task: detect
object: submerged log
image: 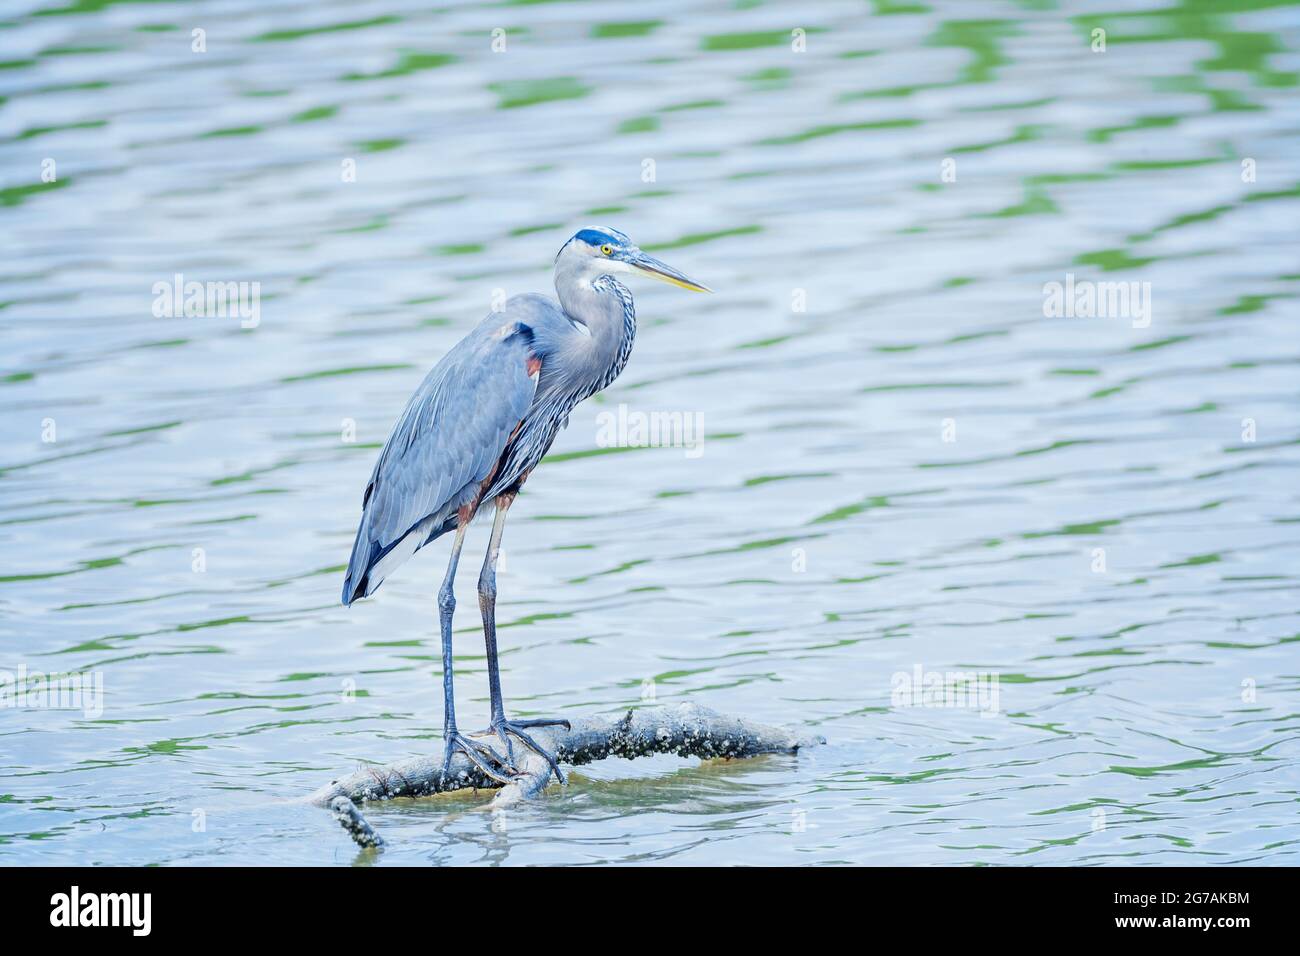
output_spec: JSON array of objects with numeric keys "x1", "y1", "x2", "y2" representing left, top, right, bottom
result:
[
  {"x1": 308, "y1": 702, "x2": 822, "y2": 845},
  {"x1": 329, "y1": 796, "x2": 384, "y2": 849}
]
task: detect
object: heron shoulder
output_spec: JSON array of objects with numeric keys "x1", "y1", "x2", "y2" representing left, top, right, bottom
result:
[
  {"x1": 483, "y1": 292, "x2": 594, "y2": 357},
  {"x1": 469, "y1": 293, "x2": 557, "y2": 339}
]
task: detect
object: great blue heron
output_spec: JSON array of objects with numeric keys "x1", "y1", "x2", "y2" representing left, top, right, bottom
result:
[{"x1": 342, "y1": 227, "x2": 709, "y2": 784}]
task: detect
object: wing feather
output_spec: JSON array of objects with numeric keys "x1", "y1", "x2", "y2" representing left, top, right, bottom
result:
[{"x1": 341, "y1": 318, "x2": 538, "y2": 604}]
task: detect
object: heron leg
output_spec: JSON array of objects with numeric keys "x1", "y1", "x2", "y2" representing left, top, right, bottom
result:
[
  {"x1": 438, "y1": 522, "x2": 516, "y2": 786},
  {"x1": 476, "y1": 493, "x2": 571, "y2": 785}
]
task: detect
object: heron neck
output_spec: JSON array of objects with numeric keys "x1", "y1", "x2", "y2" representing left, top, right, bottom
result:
[
  {"x1": 553, "y1": 260, "x2": 636, "y2": 393},
  {"x1": 555, "y1": 263, "x2": 632, "y2": 346}
]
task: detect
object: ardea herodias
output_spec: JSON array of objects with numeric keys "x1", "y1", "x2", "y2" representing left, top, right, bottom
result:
[{"x1": 342, "y1": 227, "x2": 709, "y2": 784}]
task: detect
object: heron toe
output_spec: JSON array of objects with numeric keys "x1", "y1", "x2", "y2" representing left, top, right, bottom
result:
[
  {"x1": 482, "y1": 717, "x2": 571, "y2": 785},
  {"x1": 441, "y1": 730, "x2": 516, "y2": 785}
]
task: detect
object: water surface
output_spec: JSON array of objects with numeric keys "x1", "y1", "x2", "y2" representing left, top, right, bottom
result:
[{"x1": 2, "y1": 0, "x2": 1299, "y2": 865}]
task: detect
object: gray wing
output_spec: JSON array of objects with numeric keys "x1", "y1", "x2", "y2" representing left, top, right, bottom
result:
[{"x1": 342, "y1": 314, "x2": 539, "y2": 605}]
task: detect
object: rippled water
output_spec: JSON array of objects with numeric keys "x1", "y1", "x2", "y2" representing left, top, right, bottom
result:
[{"x1": 2, "y1": 0, "x2": 1299, "y2": 866}]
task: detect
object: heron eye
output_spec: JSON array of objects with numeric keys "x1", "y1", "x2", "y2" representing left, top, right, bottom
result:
[{"x1": 600, "y1": 244, "x2": 613, "y2": 256}]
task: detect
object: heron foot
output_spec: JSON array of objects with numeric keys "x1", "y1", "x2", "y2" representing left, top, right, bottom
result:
[
  {"x1": 441, "y1": 729, "x2": 515, "y2": 786},
  {"x1": 483, "y1": 717, "x2": 571, "y2": 786}
]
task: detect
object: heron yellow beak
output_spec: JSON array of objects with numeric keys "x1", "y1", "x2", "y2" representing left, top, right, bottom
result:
[{"x1": 629, "y1": 252, "x2": 712, "y2": 293}]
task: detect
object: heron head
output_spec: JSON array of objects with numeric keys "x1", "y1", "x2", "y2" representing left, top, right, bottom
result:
[{"x1": 561, "y1": 226, "x2": 711, "y2": 293}]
